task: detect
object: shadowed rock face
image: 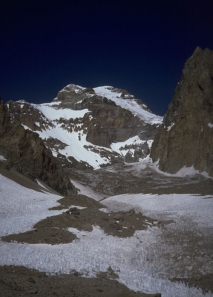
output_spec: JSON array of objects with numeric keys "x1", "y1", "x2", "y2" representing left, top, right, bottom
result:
[
  {"x1": 151, "y1": 47, "x2": 213, "y2": 176},
  {"x1": 85, "y1": 100, "x2": 143, "y2": 147},
  {"x1": 0, "y1": 99, "x2": 77, "y2": 195}
]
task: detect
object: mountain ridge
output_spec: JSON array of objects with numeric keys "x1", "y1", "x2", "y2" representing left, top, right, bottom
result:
[{"x1": 6, "y1": 85, "x2": 163, "y2": 169}]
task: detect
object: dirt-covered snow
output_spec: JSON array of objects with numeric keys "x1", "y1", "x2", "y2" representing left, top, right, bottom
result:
[{"x1": 0, "y1": 172, "x2": 213, "y2": 296}]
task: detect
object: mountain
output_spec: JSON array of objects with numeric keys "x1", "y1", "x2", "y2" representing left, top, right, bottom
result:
[
  {"x1": 0, "y1": 99, "x2": 77, "y2": 195},
  {"x1": 6, "y1": 85, "x2": 163, "y2": 169},
  {"x1": 1, "y1": 52, "x2": 213, "y2": 297},
  {"x1": 151, "y1": 47, "x2": 213, "y2": 177}
]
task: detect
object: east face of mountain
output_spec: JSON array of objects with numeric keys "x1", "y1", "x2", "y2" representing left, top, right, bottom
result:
[
  {"x1": 151, "y1": 47, "x2": 213, "y2": 177},
  {"x1": 6, "y1": 86, "x2": 162, "y2": 169}
]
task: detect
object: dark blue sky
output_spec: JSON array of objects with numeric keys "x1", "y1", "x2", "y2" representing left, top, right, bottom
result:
[{"x1": 1, "y1": 0, "x2": 213, "y2": 115}]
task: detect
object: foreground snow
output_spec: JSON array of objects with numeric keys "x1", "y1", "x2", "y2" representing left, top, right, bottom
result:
[
  {"x1": 0, "y1": 175, "x2": 63, "y2": 236},
  {"x1": 0, "y1": 174, "x2": 213, "y2": 296},
  {"x1": 103, "y1": 193, "x2": 213, "y2": 228}
]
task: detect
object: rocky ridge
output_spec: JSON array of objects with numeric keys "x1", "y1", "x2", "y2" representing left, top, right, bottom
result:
[
  {"x1": 0, "y1": 99, "x2": 76, "y2": 195},
  {"x1": 151, "y1": 47, "x2": 213, "y2": 177}
]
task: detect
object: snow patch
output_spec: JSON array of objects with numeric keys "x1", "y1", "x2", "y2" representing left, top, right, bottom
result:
[
  {"x1": 17, "y1": 100, "x2": 27, "y2": 104},
  {"x1": 111, "y1": 136, "x2": 146, "y2": 155},
  {"x1": 142, "y1": 157, "x2": 213, "y2": 179},
  {"x1": 35, "y1": 180, "x2": 51, "y2": 193},
  {"x1": 21, "y1": 124, "x2": 32, "y2": 131},
  {"x1": 34, "y1": 104, "x2": 89, "y2": 121},
  {"x1": 175, "y1": 166, "x2": 211, "y2": 178},
  {"x1": 208, "y1": 123, "x2": 213, "y2": 128},
  {"x1": 69, "y1": 205, "x2": 87, "y2": 210},
  {"x1": 71, "y1": 179, "x2": 105, "y2": 201},
  {"x1": 36, "y1": 126, "x2": 110, "y2": 169},
  {"x1": 147, "y1": 140, "x2": 153, "y2": 149},
  {"x1": 66, "y1": 84, "x2": 86, "y2": 93},
  {"x1": 166, "y1": 123, "x2": 175, "y2": 131}
]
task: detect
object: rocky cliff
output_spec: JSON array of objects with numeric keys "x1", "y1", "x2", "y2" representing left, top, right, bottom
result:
[
  {"x1": 151, "y1": 47, "x2": 213, "y2": 176},
  {"x1": 0, "y1": 99, "x2": 76, "y2": 195}
]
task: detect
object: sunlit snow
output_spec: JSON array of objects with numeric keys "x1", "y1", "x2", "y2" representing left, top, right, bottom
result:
[
  {"x1": 34, "y1": 103, "x2": 89, "y2": 121},
  {"x1": 37, "y1": 127, "x2": 110, "y2": 168},
  {"x1": 111, "y1": 135, "x2": 146, "y2": 155},
  {"x1": 166, "y1": 123, "x2": 175, "y2": 131},
  {"x1": 0, "y1": 174, "x2": 63, "y2": 236},
  {"x1": 103, "y1": 193, "x2": 213, "y2": 228},
  {"x1": 28, "y1": 98, "x2": 154, "y2": 169},
  {"x1": 0, "y1": 155, "x2": 6, "y2": 161},
  {"x1": 94, "y1": 86, "x2": 163, "y2": 125}
]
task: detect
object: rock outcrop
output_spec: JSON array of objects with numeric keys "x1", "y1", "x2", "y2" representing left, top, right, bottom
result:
[
  {"x1": 0, "y1": 99, "x2": 76, "y2": 195},
  {"x1": 151, "y1": 47, "x2": 213, "y2": 176}
]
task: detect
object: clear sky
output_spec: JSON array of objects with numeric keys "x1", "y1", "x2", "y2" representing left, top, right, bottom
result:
[{"x1": 1, "y1": 0, "x2": 213, "y2": 115}]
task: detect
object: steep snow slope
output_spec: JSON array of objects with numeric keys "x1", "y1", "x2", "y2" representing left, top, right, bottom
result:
[{"x1": 16, "y1": 100, "x2": 112, "y2": 168}]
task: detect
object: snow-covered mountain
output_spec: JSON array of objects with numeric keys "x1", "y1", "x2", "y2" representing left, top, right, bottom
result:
[{"x1": 7, "y1": 84, "x2": 163, "y2": 169}]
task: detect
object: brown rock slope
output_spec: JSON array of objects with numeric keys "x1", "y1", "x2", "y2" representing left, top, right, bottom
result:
[
  {"x1": 0, "y1": 99, "x2": 76, "y2": 195},
  {"x1": 151, "y1": 47, "x2": 213, "y2": 176}
]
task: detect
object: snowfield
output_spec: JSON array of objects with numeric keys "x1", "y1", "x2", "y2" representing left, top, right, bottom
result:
[
  {"x1": 38, "y1": 127, "x2": 110, "y2": 168},
  {"x1": 103, "y1": 193, "x2": 213, "y2": 228},
  {"x1": 0, "y1": 174, "x2": 64, "y2": 237},
  {"x1": 0, "y1": 173, "x2": 213, "y2": 296}
]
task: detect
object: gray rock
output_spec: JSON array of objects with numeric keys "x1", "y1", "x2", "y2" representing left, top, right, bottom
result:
[
  {"x1": 151, "y1": 47, "x2": 213, "y2": 176},
  {"x1": 0, "y1": 99, "x2": 77, "y2": 195}
]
